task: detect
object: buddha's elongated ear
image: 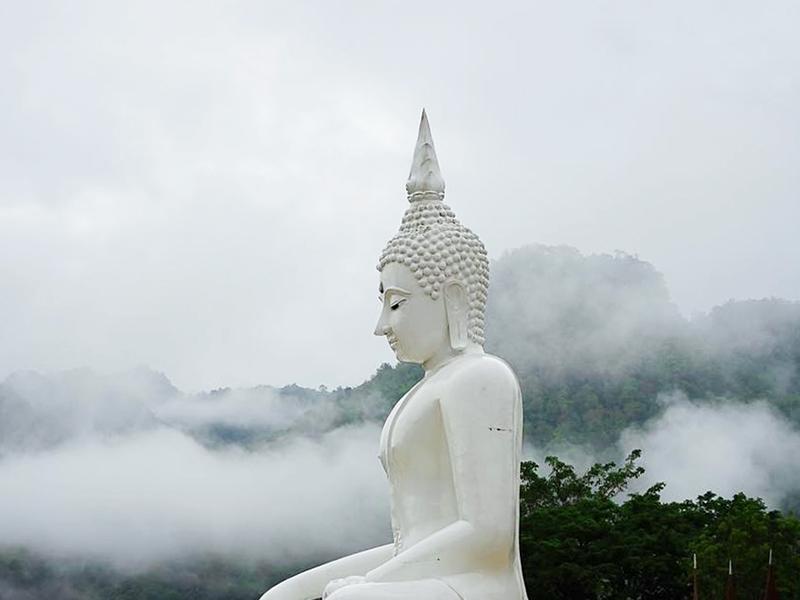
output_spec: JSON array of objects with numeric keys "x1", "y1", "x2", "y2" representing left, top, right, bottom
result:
[{"x1": 444, "y1": 280, "x2": 468, "y2": 351}]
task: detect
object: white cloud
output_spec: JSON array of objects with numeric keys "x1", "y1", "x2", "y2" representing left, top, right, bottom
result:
[
  {"x1": 620, "y1": 392, "x2": 800, "y2": 506},
  {"x1": 0, "y1": 424, "x2": 389, "y2": 570}
]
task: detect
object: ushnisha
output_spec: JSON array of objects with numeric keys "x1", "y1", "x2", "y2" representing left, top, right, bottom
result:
[
  {"x1": 261, "y1": 110, "x2": 527, "y2": 600},
  {"x1": 377, "y1": 113, "x2": 489, "y2": 346}
]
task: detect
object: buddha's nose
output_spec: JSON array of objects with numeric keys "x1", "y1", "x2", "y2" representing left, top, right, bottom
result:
[{"x1": 374, "y1": 316, "x2": 389, "y2": 337}]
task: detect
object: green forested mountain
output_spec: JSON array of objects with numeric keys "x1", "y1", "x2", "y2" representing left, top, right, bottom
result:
[
  {"x1": 334, "y1": 246, "x2": 800, "y2": 450},
  {"x1": 4, "y1": 246, "x2": 796, "y2": 455}
]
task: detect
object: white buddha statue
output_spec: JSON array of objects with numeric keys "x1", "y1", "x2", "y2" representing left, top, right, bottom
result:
[{"x1": 261, "y1": 110, "x2": 528, "y2": 600}]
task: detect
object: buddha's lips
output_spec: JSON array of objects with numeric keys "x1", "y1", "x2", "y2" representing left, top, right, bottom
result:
[{"x1": 387, "y1": 333, "x2": 399, "y2": 352}]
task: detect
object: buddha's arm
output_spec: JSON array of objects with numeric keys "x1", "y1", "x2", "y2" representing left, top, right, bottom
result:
[
  {"x1": 259, "y1": 543, "x2": 394, "y2": 600},
  {"x1": 366, "y1": 358, "x2": 522, "y2": 583}
]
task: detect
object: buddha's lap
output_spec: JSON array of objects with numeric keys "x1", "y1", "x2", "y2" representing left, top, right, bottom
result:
[{"x1": 326, "y1": 579, "x2": 460, "y2": 600}]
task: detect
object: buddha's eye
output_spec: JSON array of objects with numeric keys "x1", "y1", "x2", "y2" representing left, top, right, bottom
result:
[{"x1": 390, "y1": 299, "x2": 406, "y2": 311}]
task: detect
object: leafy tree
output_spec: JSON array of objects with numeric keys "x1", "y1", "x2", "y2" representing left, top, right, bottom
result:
[{"x1": 519, "y1": 451, "x2": 800, "y2": 600}]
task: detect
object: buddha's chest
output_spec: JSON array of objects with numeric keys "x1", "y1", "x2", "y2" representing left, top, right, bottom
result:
[{"x1": 379, "y1": 383, "x2": 451, "y2": 482}]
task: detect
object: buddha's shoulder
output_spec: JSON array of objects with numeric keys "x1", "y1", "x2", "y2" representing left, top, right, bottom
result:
[{"x1": 437, "y1": 352, "x2": 520, "y2": 395}]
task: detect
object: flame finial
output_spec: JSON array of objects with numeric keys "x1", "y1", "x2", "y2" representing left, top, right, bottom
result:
[{"x1": 406, "y1": 109, "x2": 445, "y2": 201}]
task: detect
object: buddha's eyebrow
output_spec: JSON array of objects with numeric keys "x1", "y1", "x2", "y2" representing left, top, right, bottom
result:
[{"x1": 383, "y1": 286, "x2": 411, "y2": 297}]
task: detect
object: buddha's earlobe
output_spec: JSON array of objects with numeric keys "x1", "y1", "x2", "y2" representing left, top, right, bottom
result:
[{"x1": 444, "y1": 281, "x2": 468, "y2": 351}]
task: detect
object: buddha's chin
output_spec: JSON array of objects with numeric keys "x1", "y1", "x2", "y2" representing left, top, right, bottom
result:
[
  {"x1": 390, "y1": 342, "x2": 416, "y2": 364},
  {"x1": 387, "y1": 335, "x2": 425, "y2": 364}
]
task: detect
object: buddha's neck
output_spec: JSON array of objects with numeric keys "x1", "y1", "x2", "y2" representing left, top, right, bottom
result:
[{"x1": 423, "y1": 343, "x2": 483, "y2": 375}]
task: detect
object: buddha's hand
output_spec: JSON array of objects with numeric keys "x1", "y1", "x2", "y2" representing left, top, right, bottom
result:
[{"x1": 322, "y1": 575, "x2": 367, "y2": 599}]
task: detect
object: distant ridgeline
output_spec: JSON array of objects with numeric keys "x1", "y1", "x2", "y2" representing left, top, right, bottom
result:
[
  {"x1": 2, "y1": 244, "x2": 797, "y2": 456},
  {"x1": 485, "y1": 245, "x2": 800, "y2": 448},
  {"x1": 328, "y1": 244, "x2": 800, "y2": 447}
]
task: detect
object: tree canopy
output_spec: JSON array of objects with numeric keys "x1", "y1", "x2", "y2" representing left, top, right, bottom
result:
[{"x1": 519, "y1": 451, "x2": 800, "y2": 599}]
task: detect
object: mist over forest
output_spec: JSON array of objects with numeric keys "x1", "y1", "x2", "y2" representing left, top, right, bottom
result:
[{"x1": 2, "y1": 244, "x2": 799, "y2": 598}]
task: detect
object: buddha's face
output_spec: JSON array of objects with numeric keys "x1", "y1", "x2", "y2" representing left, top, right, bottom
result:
[{"x1": 374, "y1": 262, "x2": 449, "y2": 365}]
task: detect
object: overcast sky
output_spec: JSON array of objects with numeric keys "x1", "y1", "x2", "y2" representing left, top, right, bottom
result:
[{"x1": 1, "y1": 0, "x2": 798, "y2": 391}]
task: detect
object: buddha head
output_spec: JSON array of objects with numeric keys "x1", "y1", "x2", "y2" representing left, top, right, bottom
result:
[{"x1": 374, "y1": 110, "x2": 489, "y2": 366}]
